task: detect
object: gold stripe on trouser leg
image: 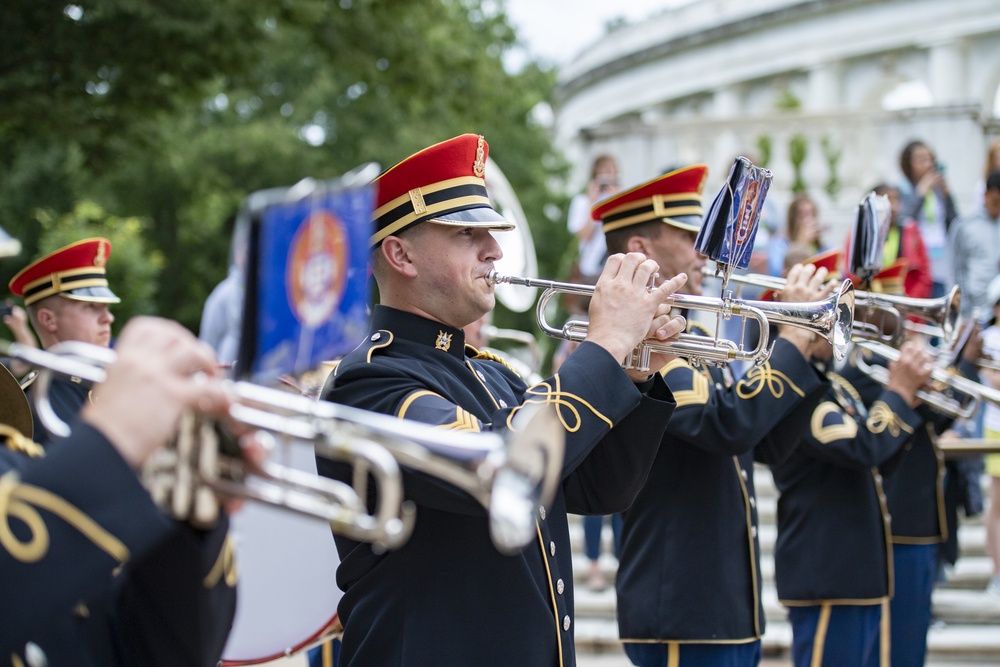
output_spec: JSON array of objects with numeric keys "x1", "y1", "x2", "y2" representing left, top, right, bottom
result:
[
  {"x1": 880, "y1": 599, "x2": 891, "y2": 667},
  {"x1": 810, "y1": 602, "x2": 832, "y2": 667},
  {"x1": 667, "y1": 642, "x2": 680, "y2": 667}
]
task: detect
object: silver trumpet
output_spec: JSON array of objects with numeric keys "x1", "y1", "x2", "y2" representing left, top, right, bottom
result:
[
  {"x1": 2, "y1": 339, "x2": 564, "y2": 554},
  {"x1": 854, "y1": 285, "x2": 961, "y2": 346},
  {"x1": 487, "y1": 270, "x2": 855, "y2": 369},
  {"x1": 712, "y1": 270, "x2": 960, "y2": 347},
  {"x1": 851, "y1": 339, "x2": 1000, "y2": 419}
]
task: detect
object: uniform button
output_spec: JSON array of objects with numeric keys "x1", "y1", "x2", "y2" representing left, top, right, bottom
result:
[
  {"x1": 549, "y1": 541, "x2": 556, "y2": 556},
  {"x1": 749, "y1": 496, "x2": 756, "y2": 508},
  {"x1": 751, "y1": 526, "x2": 758, "y2": 538},
  {"x1": 477, "y1": 370, "x2": 486, "y2": 381},
  {"x1": 499, "y1": 399, "x2": 507, "y2": 408},
  {"x1": 25, "y1": 642, "x2": 47, "y2": 667},
  {"x1": 539, "y1": 506, "x2": 546, "y2": 520},
  {"x1": 741, "y1": 469, "x2": 748, "y2": 481},
  {"x1": 557, "y1": 578, "x2": 565, "y2": 594},
  {"x1": 563, "y1": 615, "x2": 572, "y2": 631},
  {"x1": 370, "y1": 333, "x2": 381, "y2": 342}
]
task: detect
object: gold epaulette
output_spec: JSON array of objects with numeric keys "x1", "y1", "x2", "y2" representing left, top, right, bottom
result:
[
  {"x1": 0, "y1": 424, "x2": 44, "y2": 458},
  {"x1": 467, "y1": 346, "x2": 522, "y2": 378}
]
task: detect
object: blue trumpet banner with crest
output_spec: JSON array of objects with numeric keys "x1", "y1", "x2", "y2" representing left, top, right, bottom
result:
[
  {"x1": 695, "y1": 156, "x2": 771, "y2": 271},
  {"x1": 247, "y1": 180, "x2": 373, "y2": 383}
]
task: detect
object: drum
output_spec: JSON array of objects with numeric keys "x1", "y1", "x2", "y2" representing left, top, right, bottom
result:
[{"x1": 221, "y1": 440, "x2": 344, "y2": 665}]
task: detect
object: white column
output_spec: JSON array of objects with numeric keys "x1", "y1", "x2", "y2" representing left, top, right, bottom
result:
[
  {"x1": 927, "y1": 40, "x2": 966, "y2": 104},
  {"x1": 712, "y1": 86, "x2": 741, "y2": 119},
  {"x1": 806, "y1": 62, "x2": 842, "y2": 112}
]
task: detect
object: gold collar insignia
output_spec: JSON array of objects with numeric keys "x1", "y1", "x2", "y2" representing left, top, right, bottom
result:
[{"x1": 435, "y1": 331, "x2": 453, "y2": 352}]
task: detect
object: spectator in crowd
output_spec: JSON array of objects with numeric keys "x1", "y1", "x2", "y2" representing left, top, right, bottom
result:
[
  {"x1": 768, "y1": 193, "x2": 830, "y2": 278},
  {"x1": 949, "y1": 171, "x2": 1000, "y2": 319},
  {"x1": 565, "y1": 154, "x2": 620, "y2": 312},
  {"x1": 973, "y1": 138, "x2": 1000, "y2": 210},
  {"x1": 199, "y1": 221, "x2": 247, "y2": 369},
  {"x1": 898, "y1": 140, "x2": 958, "y2": 297},
  {"x1": 872, "y1": 182, "x2": 932, "y2": 298}
]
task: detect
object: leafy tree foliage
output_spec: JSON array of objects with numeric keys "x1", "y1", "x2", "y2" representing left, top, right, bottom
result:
[{"x1": 1, "y1": 0, "x2": 569, "y2": 346}]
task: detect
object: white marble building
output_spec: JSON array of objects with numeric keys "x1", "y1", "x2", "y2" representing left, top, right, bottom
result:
[{"x1": 554, "y1": 0, "x2": 1000, "y2": 243}]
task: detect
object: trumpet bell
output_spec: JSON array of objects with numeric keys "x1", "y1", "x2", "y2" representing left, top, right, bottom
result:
[{"x1": 855, "y1": 285, "x2": 961, "y2": 346}]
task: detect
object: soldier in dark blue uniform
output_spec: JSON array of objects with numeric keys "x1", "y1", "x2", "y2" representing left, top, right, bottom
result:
[
  {"x1": 318, "y1": 133, "x2": 688, "y2": 667},
  {"x1": 9, "y1": 238, "x2": 120, "y2": 446},
  {"x1": 599, "y1": 166, "x2": 831, "y2": 667},
  {"x1": 844, "y1": 355, "x2": 977, "y2": 665},
  {"x1": 770, "y1": 257, "x2": 936, "y2": 666},
  {"x1": 0, "y1": 316, "x2": 238, "y2": 666}
]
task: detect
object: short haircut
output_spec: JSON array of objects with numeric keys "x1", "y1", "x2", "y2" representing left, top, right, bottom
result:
[
  {"x1": 605, "y1": 220, "x2": 665, "y2": 255},
  {"x1": 986, "y1": 170, "x2": 1000, "y2": 193}
]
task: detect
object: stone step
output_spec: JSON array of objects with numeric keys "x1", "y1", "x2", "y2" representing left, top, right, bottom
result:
[
  {"x1": 573, "y1": 617, "x2": 1000, "y2": 664},
  {"x1": 570, "y1": 552, "x2": 998, "y2": 591},
  {"x1": 571, "y1": 583, "x2": 1000, "y2": 627},
  {"x1": 568, "y1": 517, "x2": 991, "y2": 560}
]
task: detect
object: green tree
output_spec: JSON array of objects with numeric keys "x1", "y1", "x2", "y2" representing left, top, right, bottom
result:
[{"x1": 1, "y1": 0, "x2": 565, "y2": 345}]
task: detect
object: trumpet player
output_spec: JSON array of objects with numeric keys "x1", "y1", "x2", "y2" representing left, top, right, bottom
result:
[
  {"x1": 770, "y1": 293, "x2": 935, "y2": 665},
  {"x1": 9, "y1": 238, "x2": 120, "y2": 445},
  {"x1": 1, "y1": 315, "x2": 245, "y2": 666},
  {"x1": 843, "y1": 268, "x2": 983, "y2": 667},
  {"x1": 318, "y1": 134, "x2": 688, "y2": 667},
  {"x1": 599, "y1": 167, "x2": 830, "y2": 667}
]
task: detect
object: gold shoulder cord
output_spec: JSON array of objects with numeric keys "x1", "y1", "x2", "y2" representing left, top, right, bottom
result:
[{"x1": 0, "y1": 425, "x2": 44, "y2": 458}]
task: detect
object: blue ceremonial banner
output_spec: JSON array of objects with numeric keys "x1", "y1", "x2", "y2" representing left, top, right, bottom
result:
[
  {"x1": 241, "y1": 172, "x2": 374, "y2": 383},
  {"x1": 695, "y1": 156, "x2": 772, "y2": 272}
]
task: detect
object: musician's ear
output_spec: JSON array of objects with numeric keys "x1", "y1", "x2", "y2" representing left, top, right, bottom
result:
[
  {"x1": 625, "y1": 234, "x2": 649, "y2": 255},
  {"x1": 380, "y1": 235, "x2": 418, "y2": 278}
]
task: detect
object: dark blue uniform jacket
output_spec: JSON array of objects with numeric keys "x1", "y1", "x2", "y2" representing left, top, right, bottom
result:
[
  {"x1": 0, "y1": 420, "x2": 237, "y2": 666},
  {"x1": 616, "y1": 336, "x2": 827, "y2": 644},
  {"x1": 26, "y1": 374, "x2": 90, "y2": 447},
  {"x1": 771, "y1": 368, "x2": 923, "y2": 604},
  {"x1": 838, "y1": 357, "x2": 971, "y2": 544},
  {"x1": 318, "y1": 305, "x2": 676, "y2": 667}
]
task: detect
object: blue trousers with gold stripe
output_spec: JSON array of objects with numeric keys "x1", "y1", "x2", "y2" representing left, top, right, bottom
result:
[
  {"x1": 307, "y1": 639, "x2": 340, "y2": 667},
  {"x1": 889, "y1": 543, "x2": 936, "y2": 667},
  {"x1": 787, "y1": 603, "x2": 886, "y2": 667},
  {"x1": 623, "y1": 640, "x2": 761, "y2": 667}
]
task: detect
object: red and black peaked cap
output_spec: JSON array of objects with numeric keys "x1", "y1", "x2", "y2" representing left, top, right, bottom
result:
[{"x1": 370, "y1": 134, "x2": 513, "y2": 248}]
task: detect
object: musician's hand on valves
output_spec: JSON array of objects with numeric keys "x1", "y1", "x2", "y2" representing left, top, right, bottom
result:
[
  {"x1": 585, "y1": 252, "x2": 687, "y2": 381},
  {"x1": 885, "y1": 340, "x2": 935, "y2": 408},
  {"x1": 81, "y1": 316, "x2": 230, "y2": 469},
  {"x1": 776, "y1": 263, "x2": 831, "y2": 357}
]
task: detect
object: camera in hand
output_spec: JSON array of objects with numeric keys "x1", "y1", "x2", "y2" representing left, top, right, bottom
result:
[{"x1": 596, "y1": 175, "x2": 618, "y2": 194}]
